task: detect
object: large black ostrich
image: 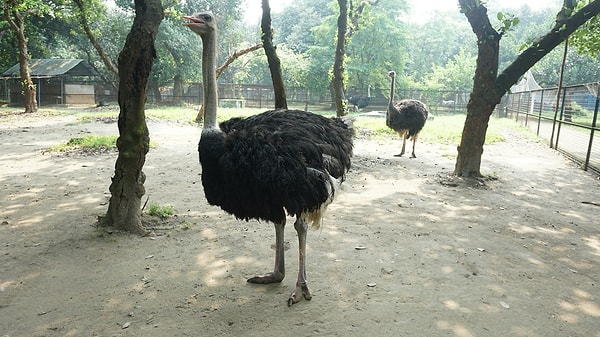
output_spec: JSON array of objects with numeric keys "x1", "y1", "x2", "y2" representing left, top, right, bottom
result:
[
  {"x1": 184, "y1": 12, "x2": 353, "y2": 306},
  {"x1": 386, "y1": 71, "x2": 428, "y2": 158},
  {"x1": 348, "y1": 85, "x2": 371, "y2": 111}
]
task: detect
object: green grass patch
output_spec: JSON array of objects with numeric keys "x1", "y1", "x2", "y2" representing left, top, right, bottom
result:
[
  {"x1": 145, "y1": 106, "x2": 198, "y2": 123},
  {"x1": 145, "y1": 203, "x2": 175, "y2": 219},
  {"x1": 353, "y1": 113, "x2": 536, "y2": 145},
  {"x1": 50, "y1": 135, "x2": 118, "y2": 153}
]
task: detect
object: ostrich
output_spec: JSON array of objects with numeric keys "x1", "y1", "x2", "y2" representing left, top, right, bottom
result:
[
  {"x1": 386, "y1": 71, "x2": 428, "y2": 158},
  {"x1": 184, "y1": 12, "x2": 353, "y2": 306},
  {"x1": 348, "y1": 85, "x2": 371, "y2": 112}
]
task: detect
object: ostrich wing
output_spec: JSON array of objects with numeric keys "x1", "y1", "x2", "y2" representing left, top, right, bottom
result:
[{"x1": 200, "y1": 109, "x2": 353, "y2": 224}]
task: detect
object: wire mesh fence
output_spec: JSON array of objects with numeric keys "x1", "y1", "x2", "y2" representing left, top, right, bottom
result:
[
  {"x1": 496, "y1": 83, "x2": 600, "y2": 176},
  {"x1": 1, "y1": 79, "x2": 471, "y2": 116}
]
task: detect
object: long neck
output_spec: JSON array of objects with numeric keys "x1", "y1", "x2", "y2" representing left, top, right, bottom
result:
[
  {"x1": 201, "y1": 32, "x2": 218, "y2": 129},
  {"x1": 388, "y1": 75, "x2": 395, "y2": 109}
]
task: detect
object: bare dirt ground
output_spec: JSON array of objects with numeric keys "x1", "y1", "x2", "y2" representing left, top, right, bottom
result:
[{"x1": 1, "y1": 111, "x2": 599, "y2": 337}]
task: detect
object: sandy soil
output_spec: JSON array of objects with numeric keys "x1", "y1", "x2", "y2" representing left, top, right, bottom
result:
[{"x1": 1, "y1": 111, "x2": 599, "y2": 337}]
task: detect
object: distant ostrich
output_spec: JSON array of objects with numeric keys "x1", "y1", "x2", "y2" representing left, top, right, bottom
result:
[
  {"x1": 348, "y1": 85, "x2": 371, "y2": 111},
  {"x1": 386, "y1": 71, "x2": 428, "y2": 158},
  {"x1": 184, "y1": 12, "x2": 354, "y2": 306}
]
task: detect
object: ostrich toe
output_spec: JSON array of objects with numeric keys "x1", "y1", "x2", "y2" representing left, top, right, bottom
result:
[
  {"x1": 288, "y1": 283, "x2": 312, "y2": 306},
  {"x1": 247, "y1": 271, "x2": 285, "y2": 284}
]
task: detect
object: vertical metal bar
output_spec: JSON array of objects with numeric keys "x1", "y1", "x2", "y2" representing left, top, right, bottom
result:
[
  {"x1": 524, "y1": 91, "x2": 530, "y2": 127},
  {"x1": 555, "y1": 87, "x2": 568, "y2": 149},
  {"x1": 37, "y1": 79, "x2": 41, "y2": 107},
  {"x1": 551, "y1": 39, "x2": 569, "y2": 148},
  {"x1": 536, "y1": 90, "x2": 544, "y2": 136},
  {"x1": 516, "y1": 92, "x2": 521, "y2": 122},
  {"x1": 584, "y1": 94, "x2": 599, "y2": 171}
]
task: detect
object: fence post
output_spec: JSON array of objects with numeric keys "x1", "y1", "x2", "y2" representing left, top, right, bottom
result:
[
  {"x1": 584, "y1": 95, "x2": 599, "y2": 171},
  {"x1": 536, "y1": 90, "x2": 544, "y2": 136},
  {"x1": 554, "y1": 87, "x2": 568, "y2": 149}
]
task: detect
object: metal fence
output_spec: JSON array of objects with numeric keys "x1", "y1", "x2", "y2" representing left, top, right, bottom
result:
[
  {"x1": 495, "y1": 83, "x2": 600, "y2": 175},
  {"x1": 1, "y1": 79, "x2": 471, "y2": 116}
]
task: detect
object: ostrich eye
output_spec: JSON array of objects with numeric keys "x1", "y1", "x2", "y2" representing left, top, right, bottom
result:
[{"x1": 201, "y1": 14, "x2": 212, "y2": 22}]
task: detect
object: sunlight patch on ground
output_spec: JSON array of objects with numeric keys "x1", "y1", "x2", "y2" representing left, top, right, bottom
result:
[
  {"x1": 442, "y1": 299, "x2": 472, "y2": 314},
  {"x1": 0, "y1": 280, "x2": 16, "y2": 292},
  {"x1": 526, "y1": 257, "x2": 546, "y2": 268},
  {"x1": 194, "y1": 251, "x2": 231, "y2": 286},
  {"x1": 11, "y1": 214, "x2": 46, "y2": 227},
  {"x1": 435, "y1": 320, "x2": 474, "y2": 337},
  {"x1": 583, "y1": 236, "x2": 600, "y2": 257},
  {"x1": 559, "y1": 210, "x2": 591, "y2": 222},
  {"x1": 507, "y1": 223, "x2": 568, "y2": 237},
  {"x1": 557, "y1": 256, "x2": 595, "y2": 274}
]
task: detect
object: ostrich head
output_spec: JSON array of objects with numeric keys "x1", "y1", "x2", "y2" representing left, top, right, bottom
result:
[
  {"x1": 183, "y1": 12, "x2": 216, "y2": 38},
  {"x1": 183, "y1": 11, "x2": 219, "y2": 129},
  {"x1": 388, "y1": 71, "x2": 396, "y2": 79}
]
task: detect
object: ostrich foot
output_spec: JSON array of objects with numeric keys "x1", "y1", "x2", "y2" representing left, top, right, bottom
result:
[
  {"x1": 393, "y1": 153, "x2": 404, "y2": 157},
  {"x1": 247, "y1": 271, "x2": 285, "y2": 284},
  {"x1": 410, "y1": 154, "x2": 417, "y2": 159},
  {"x1": 288, "y1": 283, "x2": 312, "y2": 306}
]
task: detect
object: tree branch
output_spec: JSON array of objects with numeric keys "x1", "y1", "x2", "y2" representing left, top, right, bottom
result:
[
  {"x1": 73, "y1": 0, "x2": 119, "y2": 76},
  {"x1": 494, "y1": 0, "x2": 600, "y2": 98},
  {"x1": 216, "y1": 43, "x2": 263, "y2": 78},
  {"x1": 346, "y1": 0, "x2": 378, "y2": 39}
]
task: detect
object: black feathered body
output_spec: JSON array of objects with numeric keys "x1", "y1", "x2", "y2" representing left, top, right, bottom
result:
[
  {"x1": 386, "y1": 99, "x2": 428, "y2": 139},
  {"x1": 348, "y1": 95, "x2": 370, "y2": 109},
  {"x1": 199, "y1": 109, "x2": 353, "y2": 226}
]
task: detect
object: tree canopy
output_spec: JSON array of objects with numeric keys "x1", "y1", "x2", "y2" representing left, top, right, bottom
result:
[{"x1": 0, "y1": 0, "x2": 599, "y2": 104}]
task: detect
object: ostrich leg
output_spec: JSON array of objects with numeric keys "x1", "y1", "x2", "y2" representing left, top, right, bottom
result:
[
  {"x1": 247, "y1": 220, "x2": 285, "y2": 284},
  {"x1": 410, "y1": 135, "x2": 418, "y2": 158},
  {"x1": 394, "y1": 131, "x2": 408, "y2": 157},
  {"x1": 288, "y1": 217, "x2": 312, "y2": 306}
]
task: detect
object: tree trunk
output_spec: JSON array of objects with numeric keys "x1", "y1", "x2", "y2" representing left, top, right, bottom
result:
[
  {"x1": 332, "y1": 0, "x2": 349, "y2": 117},
  {"x1": 455, "y1": 0, "x2": 600, "y2": 178},
  {"x1": 4, "y1": 7, "x2": 37, "y2": 113},
  {"x1": 16, "y1": 29, "x2": 37, "y2": 113},
  {"x1": 454, "y1": 2, "x2": 500, "y2": 178},
  {"x1": 100, "y1": 0, "x2": 163, "y2": 235},
  {"x1": 173, "y1": 74, "x2": 183, "y2": 105},
  {"x1": 261, "y1": 0, "x2": 287, "y2": 110},
  {"x1": 148, "y1": 81, "x2": 162, "y2": 103}
]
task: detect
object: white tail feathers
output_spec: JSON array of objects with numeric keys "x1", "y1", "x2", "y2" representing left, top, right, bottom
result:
[{"x1": 302, "y1": 171, "x2": 341, "y2": 230}]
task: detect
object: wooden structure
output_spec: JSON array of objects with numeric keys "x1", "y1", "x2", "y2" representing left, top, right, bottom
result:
[{"x1": 1, "y1": 59, "x2": 99, "y2": 106}]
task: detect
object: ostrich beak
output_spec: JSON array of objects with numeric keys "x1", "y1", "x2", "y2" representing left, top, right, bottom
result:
[{"x1": 183, "y1": 15, "x2": 207, "y2": 27}]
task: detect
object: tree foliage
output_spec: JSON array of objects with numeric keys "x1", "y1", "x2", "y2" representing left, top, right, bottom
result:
[
  {"x1": 0, "y1": 0, "x2": 599, "y2": 112},
  {"x1": 570, "y1": 2, "x2": 600, "y2": 57}
]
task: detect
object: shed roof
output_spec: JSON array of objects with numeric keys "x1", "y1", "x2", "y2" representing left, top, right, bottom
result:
[{"x1": 1, "y1": 59, "x2": 99, "y2": 78}]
